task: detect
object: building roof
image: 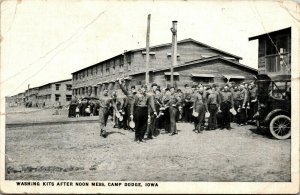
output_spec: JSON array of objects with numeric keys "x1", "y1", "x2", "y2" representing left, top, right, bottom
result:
[
  {"x1": 71, "y1": 38, "x2": 242, "y2": 74},
  {"x1": 130, "y1": 38, "x2": 242, "y2": 59},
  {"x1": 248, "y1": 27, "x2": 291, "y2": 41},
  {"x1": 129, "y1": 55, "x2": 257, "y2": 77},
  {"x1": 155, "y1": 55, "x2": 257, "y2": 73},
  {"x1": 37, "y1": 79, "x2": 72, "y2": 89}
]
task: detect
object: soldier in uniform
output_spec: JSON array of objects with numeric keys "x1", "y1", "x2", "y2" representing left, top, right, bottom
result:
[
  {"x1": 236, "y1": 83, "x2": 248, "y2": 126},
  {"x1": 219, "y1": 85, "x2": 234, "y2": 130},
  {"x1": 192, "y1": 86, "x2": 207, "y2": 133},
  {"x1": 145, "y1": 83, "x2": 158, "y2": 139},
  {"x1": 248, "y1": 82, "x2": 257, "y2": 122},
  {"x1": 232, "y1": 85, "x2": 240, "y2": 123},
  {"x1": 162, "y1": 87, "x2": 171, "y2": 133},
  {"x1": 68, "y1": 95, "x2": 78, "y2": 117},
  {"x1": 182, "y1": 84, "x2": 193, "y2": 122},
  {"x1": 154, "y1": 88, "x2": 164, "y2": 132},
  {"x1": 98, "y1": 89, "x2": 117, "y2": 138},
  {"x1": 206, "y1": 85, "x2": 220, "y2": 130},
  {"x1": 164, "y1": 86, "x2": 181, "y2": 136},
  {"x1": 131, "y1": 85, "x2": 157, "y2": 143},
  {"x1": 118, "y1": 79, "x2": 136, "y2": 131}
]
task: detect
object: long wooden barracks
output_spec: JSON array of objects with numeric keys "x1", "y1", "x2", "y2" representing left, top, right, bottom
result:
[
  {"x1": 7, "y1": 79, "x2": 72, "y2": 107},
  {"x1": 71, "y1": 38, "x2": 257, "y2": 97}
]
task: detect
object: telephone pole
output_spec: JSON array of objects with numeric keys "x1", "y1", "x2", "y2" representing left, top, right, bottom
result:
[
  {"x1": 145, "y1": 14, "x2": 151, "y2": 85},
  {"x1": 170, "y1": 21, "x2": 177, "y2": 87}
]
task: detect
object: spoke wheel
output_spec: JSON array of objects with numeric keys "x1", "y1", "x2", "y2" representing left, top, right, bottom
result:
[{"x1": 269, "y1": 115, "x2": 291, "y2": 140}]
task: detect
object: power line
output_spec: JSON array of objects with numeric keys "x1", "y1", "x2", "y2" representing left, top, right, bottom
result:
[
  {"x1": 7, "y1": 9, "x2": 108, "y2": 96},
  {"x1": 2, "y1": 8, "x2": 107, "y2": 84}
]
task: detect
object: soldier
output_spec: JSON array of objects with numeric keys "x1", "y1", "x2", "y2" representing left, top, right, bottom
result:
[
  {"x1": 98, "y1": 89, "x2": 118, "y2": 138},
  {"x1": 176, "y1": 89, "x2": 184, "y2": 121},
  {"x1": 111, "y1": 91, "x2": 122, "y2": 128},
  {"x1": 192, "y1": 86, "x2": 207, "y2": 133},
  {"x1": 248, "y1": 82, "x2": 257, "y2": 122},
  {"x1": 68, "y1": 95, "x2": 78, "y2": 118},
  {"x1": 219, "y1": 85, "x2": 234, "y2": 130},
  {"x1": 118, "y1": 79, "x2": 136, "y2": 131},
  {"x1": 162, "y1": 87, "x2": 171, "y2": 133},
  {"x1": 77, "y1": 98, "x2": 83, "y2": 117},
  {"x1": 236, "y1": 83, "x2": 248, "y2": 126},
  {"x1": 206, "y1": 85, "x2": 220, "y2": 130},
  {"x1": 190, "y1": 85, "x2": 198, "y2": 131},
  {"x1": 164, "y1": 86, "x2": 181, "y2": 136},
  {"x1": 154, "y1": 88, "x2": 164, "y2": 132},
  {"x1": 232, "y1": 85, "x2": 240, "y2": 123},
  {"x1": 182, "y1": 84, "x2": 193, "y2": 122},
  {"x1": 131, "y1": 85, "x2": 157, "y2": 143},
  {"x1": 81, "y1": 98, "x2": 88, "y2": 116},
  {"x1": 145, "y1": 83, "x2": 158, "y2": 139}
]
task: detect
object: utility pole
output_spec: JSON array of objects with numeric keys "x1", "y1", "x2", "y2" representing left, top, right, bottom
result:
[
  {"x1": 170, "y1": 21, "x2": 177, "y2": 87},
  {"x1": 145, "y1": 14, "x2": 151, "y2": 86}
]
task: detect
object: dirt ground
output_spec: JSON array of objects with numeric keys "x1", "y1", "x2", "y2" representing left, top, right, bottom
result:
[{"x1": 5, "y1": 107, "x2": 291, "y2": 181}]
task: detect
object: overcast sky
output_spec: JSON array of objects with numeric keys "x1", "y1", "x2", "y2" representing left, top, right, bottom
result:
[{"x1": 1, "y1": 0, "x2": 299, "y2": 97}]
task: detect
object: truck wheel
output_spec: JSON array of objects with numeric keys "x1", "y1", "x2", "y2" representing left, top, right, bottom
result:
[{"x1": 269, "y1": 115, "x2": 291, "y2": 140}]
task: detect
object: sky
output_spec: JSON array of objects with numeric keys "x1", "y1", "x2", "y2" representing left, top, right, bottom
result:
[{"x1": 1, "y1": 0, "x2": 299, "y2": 97}]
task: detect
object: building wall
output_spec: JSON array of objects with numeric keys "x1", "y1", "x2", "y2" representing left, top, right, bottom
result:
[
  {"x1": 136, "y1": 59, "x2": 256, "y2": 89},
  {"x1": 72, "y1": 40, "x2": 242, "y2": 97},
  {"x1": 36, "y1": 80, "x2": 72, "y2": 107}
]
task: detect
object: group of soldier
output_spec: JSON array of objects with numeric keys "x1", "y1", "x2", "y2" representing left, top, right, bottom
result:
[{"x1": 68, "y1": 78, "x2": 258, "y2": 143}]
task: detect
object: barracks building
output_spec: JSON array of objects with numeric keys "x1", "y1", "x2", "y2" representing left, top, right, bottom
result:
[
  {"x1": 7, "y1": 79, "x2": 72, "y2": 108},
  {"x1": 72, "y1": 38, "x2": 257, "y2": 97}
]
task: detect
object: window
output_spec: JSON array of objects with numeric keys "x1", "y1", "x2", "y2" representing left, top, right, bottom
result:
[
  {"x1": 100, "y1": 65, "x2": 103, "y2": 76},
  {"x1": 82, "y1": 88, "x2": 85, "y2": 95},
  {"x1": 112, "y1": 65, "x2": 116, "y2": 74},
  {"x1": 119, "y1": 64, "x2": 124, "y2": 72},
  {"x1": 87, "y1": 69, "x2": 89, "y2": 76},
  {"x1": 106, "y1": 64, "x2": 110, "y2": 75},
  {"x1": 55, "y1": 94, "x2": 60, "y2": 101},
  {"x1": 66, "y1": 95, "x2": 72, "y2": 101},
  {"x1": 66, "y1": 84, "x2": 72, "y2": 90},
  {"x1": 55, "y1": 84, "x2": 60, "y2": 90}
]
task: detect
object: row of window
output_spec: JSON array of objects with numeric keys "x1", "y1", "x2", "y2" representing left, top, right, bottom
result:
[
  {"x1": 55, "y1": 84, "x2": 72, "y2": 91},
  {"x1": 73, "y1": 52, "x2": 180, "y2": 81},
  {"x1": 55, "y1": 94, "x2": 72, "y2": 101},
  {"x1": 73, "y1": 62, "x2": 128, "y2": 81}
]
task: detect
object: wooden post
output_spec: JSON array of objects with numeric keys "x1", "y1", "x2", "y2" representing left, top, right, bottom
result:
[
  {"x1": 145, "y1": 14, "x2": 151, "y2": 86},
  {"x1": 170, "y1": 21, "x2": 177, "y2": 87}
]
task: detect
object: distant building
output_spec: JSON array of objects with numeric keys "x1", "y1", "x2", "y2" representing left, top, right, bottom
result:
[
  {"x1": 249, "y1": 27, "x2": 291, "y2": 76},
  {"x1": 71, "y1": 38, "x2": 257, "y2": 97},
  {"x1": 7, "y1": 79, "x2": 72, "y2": 108},
  {"x1": 35, "y1": 79, "x2": 72, "y2": 107}
]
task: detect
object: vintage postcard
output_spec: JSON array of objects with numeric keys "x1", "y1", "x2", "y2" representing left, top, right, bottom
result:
[{"x1": 0, "y1": 0, "x2": 299, "y2": 194}]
